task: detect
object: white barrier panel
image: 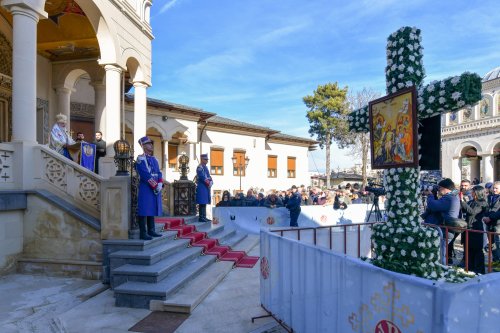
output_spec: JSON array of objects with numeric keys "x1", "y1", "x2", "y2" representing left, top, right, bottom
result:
[
  {"x1": 260, "y1": 230, "x2": 500, "y2": 333},
  {"x1": 279, "y1": 226, "x2": 373, "y2": 258},
  {"x1": 213, "y1": 204, "x2": 382, "y2": 234}
]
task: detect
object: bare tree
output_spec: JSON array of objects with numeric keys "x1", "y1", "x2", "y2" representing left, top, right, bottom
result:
[{"x1": 347, "y1": 88, "x2": 381, "y2": 188}]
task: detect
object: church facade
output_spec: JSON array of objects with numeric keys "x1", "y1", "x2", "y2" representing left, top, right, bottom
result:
[
  {"x1": 0, "y1": 0, "x2": 315, "y2": 276},
  {"x1": 441, "y1": 67, "x2": 500, "y2": 183}
]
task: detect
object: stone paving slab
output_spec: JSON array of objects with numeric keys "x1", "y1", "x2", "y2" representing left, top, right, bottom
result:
[
  {"x1": 0, "y1": 236, "x2": 281, "y2": 333},
  {"x1": 0, "y1": 274, "x2": 106, "y2": 333}
]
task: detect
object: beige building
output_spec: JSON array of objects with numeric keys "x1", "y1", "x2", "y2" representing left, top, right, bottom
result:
[{"x1": 441, "y1": 67, "x2": 500, "y2": 183}]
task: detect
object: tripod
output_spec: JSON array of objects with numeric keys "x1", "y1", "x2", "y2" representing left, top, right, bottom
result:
[{"x1": 366, "y1": 195, "x2": 383, "y2": 222}]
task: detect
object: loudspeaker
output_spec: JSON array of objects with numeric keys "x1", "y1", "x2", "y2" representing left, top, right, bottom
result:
[{"x1": 418, "y1": 115, "x2": 441, "y2": 170}]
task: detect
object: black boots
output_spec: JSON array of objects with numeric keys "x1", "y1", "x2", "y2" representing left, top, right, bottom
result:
[
  {"x1": 138, "y1": 216, "x2": 162, "y2": 240},
  {"x1": 198, "y1": 205, "x2": 212, "y2": 222},
  {"x1": 147, "y1": 217, "x2": 162, "y2": 237},
  {"x1": 138, "y1": 217, "x2": 152, "y2": 240}
]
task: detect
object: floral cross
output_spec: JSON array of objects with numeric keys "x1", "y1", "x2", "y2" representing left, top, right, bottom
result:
[{"x1": 348, "y1": 27, "x2": 482, "y2": 282}]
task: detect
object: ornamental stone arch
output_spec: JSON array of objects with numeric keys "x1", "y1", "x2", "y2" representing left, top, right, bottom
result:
[
  {"x1": 167, "y1": 125, "x2": 191, "y2": 142},
  {"x1": 52, "y1": 61, "x2": 105, "y2": 89},
  {"x1": 143, "y1": 0, "x2": 152, "y2": 23},
  {"x1": 454, "y1": 140, "x2": 483, "y2": 157},
  {"x1": 122, "y1": 50, "x2": 146, "y2": 84},
  {"x1": 485, "y1": 137, "x2": 500, "y2": 155},
  {"x1": 146, "y1": 120, "x2": 167, "y2": 139},
  {"x1": 74, "y1": 0, "x2": 121, "y2": 65}
]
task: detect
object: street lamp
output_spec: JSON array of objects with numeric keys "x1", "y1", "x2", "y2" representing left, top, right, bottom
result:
[
  {"x1": 113, "y1": 139, "x2": 131, "y2": 176},
  {"x1": 231, "y1": 155, "x2": 250, "y2": 192}
]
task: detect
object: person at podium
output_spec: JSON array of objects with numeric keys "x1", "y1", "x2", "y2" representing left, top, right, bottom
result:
[{"x1": 49, "y1": 114, "x2": 75, "y2": 160}]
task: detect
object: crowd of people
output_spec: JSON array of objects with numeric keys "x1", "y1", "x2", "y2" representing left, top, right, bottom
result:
[
  {"x1": 421, "y1": 178, "x2": 500, "y2": 274},
  {"x1": 215, "y1": 183, "x2": 376, "y2": 209}
]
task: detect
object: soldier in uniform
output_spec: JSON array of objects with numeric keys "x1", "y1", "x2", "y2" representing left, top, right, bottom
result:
[
  {"x1": 286, "y1": 185, "x2": 301, "y2": 227},
  {"x1": 196, "y1": 153, "x2": 213, "y2": 222},
  {"x1": 135, "y1": 136, "x2": 163, "y2": 240}
]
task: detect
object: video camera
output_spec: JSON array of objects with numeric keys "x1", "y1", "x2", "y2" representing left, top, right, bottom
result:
[{"x1": 365, "y1": 182, "x2": 386, "y2": 197}]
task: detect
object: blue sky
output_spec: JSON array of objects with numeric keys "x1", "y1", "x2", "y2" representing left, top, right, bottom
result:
[{"x1": 147, "y1": 0, "x2": 499, "y2": 172}]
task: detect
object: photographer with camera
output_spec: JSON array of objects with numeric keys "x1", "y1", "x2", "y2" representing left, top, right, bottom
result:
[
  {"x1": 422, "y1": 179, "x2": 460, "y2": 225},
  {"x1": 422, "y1": 178, "x2": 464, "y2": 262}
]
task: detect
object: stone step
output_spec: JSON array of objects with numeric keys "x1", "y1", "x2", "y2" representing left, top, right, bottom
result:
[
  {"x1": 114, "y1": 254, "x2": 216, "y2": 308},
  {"x1": 103, "y1": 230, "x2": 178, "y2": 253},
  {"x1": 150, "y1": 233, "x2": 258, "y2": 313},
  {"x1": 110, "y1": 228, "x2": 237, "y2": 287},
  {"x1": 109, "y1": 238, "x2": 191, "y2": 269},
  {"x1": 111, "y1": 246, "x2": 203, "y2": 287}
]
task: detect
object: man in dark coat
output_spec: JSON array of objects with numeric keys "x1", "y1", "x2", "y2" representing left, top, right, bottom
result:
[
  {"x1": 286, "y1": 185, "x2": 301, "y2": 227},
  {"x1": 483, "y1": 181, "x2": 500, "y2": 261},
  {"x1": 93, "y1": 131, "x2": 106, "y2": 174},
  {"x1": 135, "y1": 136, "x2": 163, "y2": 240},
  {"x1": 196, "y1": 153, "x2": 213, "y2": 222},
  {"x1": 424, "y1": 178, "x2": 460, "y2": 226}
]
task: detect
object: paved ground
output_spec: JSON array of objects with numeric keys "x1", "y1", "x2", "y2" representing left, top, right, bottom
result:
[{"x1": 0, "y1": 239, "x2": 283, "y2": 333}]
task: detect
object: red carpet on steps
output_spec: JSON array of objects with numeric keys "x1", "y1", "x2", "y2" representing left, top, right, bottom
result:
[{"x1": 156, "y1": 217, "x2": 259, "y2": 268}]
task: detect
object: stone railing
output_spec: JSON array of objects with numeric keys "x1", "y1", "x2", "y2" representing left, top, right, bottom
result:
[
  {"x1": 0, "y1": 144, "x2": 14, "y2": 185},
  {"x1": 442, "y1": 116, "x2": 500, "y2": 136},
  {"x1": 38, "y1": 146, "x2": 102, "y2": 218}
]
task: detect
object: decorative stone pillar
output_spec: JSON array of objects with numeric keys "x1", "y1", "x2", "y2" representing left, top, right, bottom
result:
[
  {"x1": 482, "y1": 154, "x2": 494, "y2": 182},
  {"x1": 4, "y1": 2, "x2": 47, "y2": 142},
  {"x1": 133, "y1": 82, "x2": 148, "y2": 157},
  {"x1": 91, "y1": 82, "x2": 106, "y2": 134},
  {"x1": 55, "y1": 86, "x2": 73, "y2": 129},
  {"x1": 98, "y1": 64, "x2": 123, "y2": 179}
]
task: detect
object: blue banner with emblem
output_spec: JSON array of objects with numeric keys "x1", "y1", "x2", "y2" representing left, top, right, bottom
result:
[{"x1": 80, "y1": 142, "x2": 96, "y2": 172}]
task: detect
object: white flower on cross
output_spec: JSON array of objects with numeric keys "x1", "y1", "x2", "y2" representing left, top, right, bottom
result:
[
  {"x1": 439, "y1": 97, "x2": 446, "y2": 104},
  {"x1": 427, "y1": 84, "x2": 435, "y2": 92},
  {"x1": 401, "y1": 249, "x2": 406, "y2": 256},
  {"x1": 392, "y1": 87, "x2": 397, "y2": 93},
  {"x1": 457, "y1": 101, "x2": 465, "y2": 107},
  {"x1": 405, "y1": 81, "x2": 413, "y2": 87},
  {"x1": 451, "y1": 92, "x2": 462, "y2": 100},
  {"x1": 398, "y1": 64, "x2": 405, "y2": 71},
  {"x1": 411, "y1": 250, "x2": 417, "y2": 258},
  {"x1": 451, "y1": 76, "x2": 460, "y2": 85},
  {"x1": 428, "y1": 96, "x2": 435, "y2": 103}
]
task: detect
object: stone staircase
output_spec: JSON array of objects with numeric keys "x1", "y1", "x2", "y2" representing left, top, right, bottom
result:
[{"x1": 106, "y1": 217, "x2": 257, "y2": 312}]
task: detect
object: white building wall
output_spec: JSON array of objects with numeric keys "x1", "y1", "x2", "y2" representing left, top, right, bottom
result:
[
  {"x1": 197, "y1": 129, "x2": 310, "y2": 194},
  {"x1": 441, "y1": 75, "x2": 500, "y2": 183}
]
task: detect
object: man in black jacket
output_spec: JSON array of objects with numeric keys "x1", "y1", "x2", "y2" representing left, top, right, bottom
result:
[
  {"x1": 93, "y1": 131, "x2": 106, "y2": 174},
  {"x1": 286, "y1": 185, "x2": 301, "y2": 227}
]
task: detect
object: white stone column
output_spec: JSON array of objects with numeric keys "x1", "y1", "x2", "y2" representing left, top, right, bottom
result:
[
  {"x1": 451, "y1": 157, "x2": 461, "y2": 184},
  {"x1": 483, "y1": 154, "x2": 494, "y2": 182},
  {"x1": 91, "y1": 82, "x2": 106, "y2": 134},
  {"x1": 103, "y1": 64, "x2": 122, "y2": 156},
  {"x1": 99, "y1": 64, "x2": 122, "y2": 178},
  {"x1": 133, "y1": 82, "x2": 148, "y2": 157},
  {"x1": 55, "y1": 86, "x2": 73, "y2": 129},
  {"x1": 5, "y1": 3, "x2": 47, "y2": 142}
]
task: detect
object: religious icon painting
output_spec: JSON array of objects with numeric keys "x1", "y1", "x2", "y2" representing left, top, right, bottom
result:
[{"x1": 369, "y1": 86, "x2": 419, "y2": 169}]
